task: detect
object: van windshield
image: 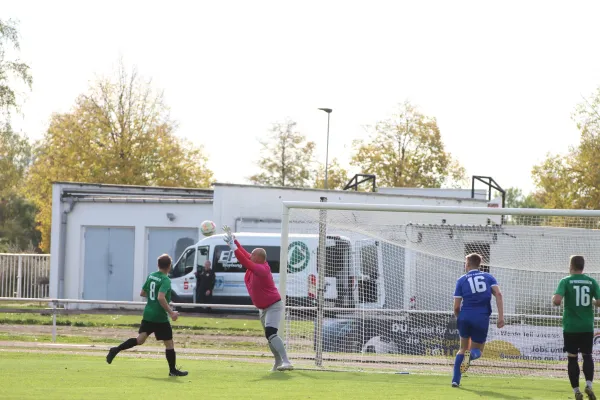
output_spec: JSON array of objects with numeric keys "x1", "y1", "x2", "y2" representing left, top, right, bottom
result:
[
  {"x1": 170, "y1": 248, "x2": 195, "y2": 278},
  {"x1": 213, "y1": 245, "x2": 280, "y2": 273}
]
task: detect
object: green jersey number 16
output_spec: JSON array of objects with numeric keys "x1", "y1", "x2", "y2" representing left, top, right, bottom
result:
[{"x1": 574, "y1": 285, "x2": 590, "y2": 307}]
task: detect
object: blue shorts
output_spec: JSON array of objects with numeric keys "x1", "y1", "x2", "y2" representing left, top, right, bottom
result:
[{"x1": 457, "y1": 316, "x2": 490, "y2": 344}]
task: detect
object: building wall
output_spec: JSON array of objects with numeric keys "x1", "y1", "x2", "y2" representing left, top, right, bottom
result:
[
  {"x1": 212, "y1": 184, "x2": 495, "y2": 234},
  {"x1": 50, "y1": 182, "x2": 497, "y2": 304},
  {"x1": 50, "y1": 187, "x2": 212, "y2": 302}
]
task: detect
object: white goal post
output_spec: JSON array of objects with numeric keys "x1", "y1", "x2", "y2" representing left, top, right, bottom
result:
[{"x1": 278, "y1": 200, "x2": 600, "y2": 376}]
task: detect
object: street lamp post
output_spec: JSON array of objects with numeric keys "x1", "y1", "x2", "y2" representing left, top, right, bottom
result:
[{"x1": 318, "y1": 108, "x2": 332, "y2": 189}]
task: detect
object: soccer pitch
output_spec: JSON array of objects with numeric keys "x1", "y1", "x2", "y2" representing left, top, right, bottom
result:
[{"x1": 0, "y1": 351, "x2": 575, "y2": 399}]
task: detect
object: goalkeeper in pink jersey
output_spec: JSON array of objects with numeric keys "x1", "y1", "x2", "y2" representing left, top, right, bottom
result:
[{"x1": 223, "y1": 226, "x2": 293, "y2": 372}]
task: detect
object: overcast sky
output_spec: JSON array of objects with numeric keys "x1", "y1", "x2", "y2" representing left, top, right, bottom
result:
[{"x1": 4, "y1": 0, "x2": 600, "y2": 194}]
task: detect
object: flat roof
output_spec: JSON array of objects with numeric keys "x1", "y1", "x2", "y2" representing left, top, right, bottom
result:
[
  {"x1": 213, "y1": 182, "x2": 489, "y2": 203},
  {"x1": 52, "y1": 181, "x2": 490, "y2": 203}
]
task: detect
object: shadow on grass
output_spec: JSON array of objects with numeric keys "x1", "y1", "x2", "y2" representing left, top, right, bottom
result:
[
  {"x1": 256, "y1": 372, "x2": 294, "y2": 382},
  {"x1": 459, "y1": 387, "x2": 532, "y2": 400},
  {"x1": 142, "y1": 376, "x2": 187, "y2": 384}
]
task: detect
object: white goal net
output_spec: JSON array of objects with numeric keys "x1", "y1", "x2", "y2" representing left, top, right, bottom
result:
[{"x1": 279, "y1": 200, "x2": 600, "y2": 377}]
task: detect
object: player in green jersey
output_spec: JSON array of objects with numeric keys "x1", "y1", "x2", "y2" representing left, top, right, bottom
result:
[
  {"x1": 106, "y1": 254, "x2": 188, "y2": 377},
  {"x1": 553, "y1": 255, "x2": 600, "y2": 400}
]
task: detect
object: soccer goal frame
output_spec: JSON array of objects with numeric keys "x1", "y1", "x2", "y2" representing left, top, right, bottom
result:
[{"x1": 278, "y1": 200, "x2": 600, "y2": 374}]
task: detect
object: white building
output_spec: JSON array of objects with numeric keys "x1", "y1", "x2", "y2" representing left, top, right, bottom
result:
[{"x1": 49, "y1": 181, "x2": 498, "y2": 303}]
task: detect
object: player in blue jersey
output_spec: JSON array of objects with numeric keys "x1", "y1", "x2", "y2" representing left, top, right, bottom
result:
[{"x1": 451, "y1": 253, "x2": 505, "y2": 387}]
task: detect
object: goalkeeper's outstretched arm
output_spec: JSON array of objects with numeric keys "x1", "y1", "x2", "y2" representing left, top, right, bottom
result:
[{"x1": 235, "y1": 239, "x2": 251, "y2": 258}]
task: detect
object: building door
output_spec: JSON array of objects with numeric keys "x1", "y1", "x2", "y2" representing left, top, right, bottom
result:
[
  {"x1": 83, "y1": 227, "x2": 135, "y2": 301},
  {"x1": 146, "y1": 228, "x2": 198, "y2": 277}
]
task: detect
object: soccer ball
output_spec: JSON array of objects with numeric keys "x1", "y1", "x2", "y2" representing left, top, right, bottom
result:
[{"x1": 200, "y1": 220, "x2": 216, "y2": 237}]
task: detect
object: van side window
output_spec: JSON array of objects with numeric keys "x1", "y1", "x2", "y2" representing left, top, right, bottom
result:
[
  {"x1": 213, "y1": 245, "x2": 280, "y2": 273},
  {"x1": 197, "y1": 246, "x2": 209, "y2": 268},
  {"x1": 170, "y1": 249, "x2": 195, "y2": 278}
]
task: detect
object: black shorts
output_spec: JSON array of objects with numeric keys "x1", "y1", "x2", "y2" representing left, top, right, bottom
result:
[
  {"x1": 563, "y1": 332, "x2": 594, "y2": 355},
  {"x1": 139, "y1": 320, "x2": 173, "y2": 341}
]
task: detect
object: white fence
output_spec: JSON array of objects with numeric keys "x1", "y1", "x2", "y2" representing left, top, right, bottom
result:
[
  {"x1": 0, "y1": 254, "x2": 50, "y2": 298},
  {"x1": 0, "y1": 297, "x2": 258, "y2": 342}
]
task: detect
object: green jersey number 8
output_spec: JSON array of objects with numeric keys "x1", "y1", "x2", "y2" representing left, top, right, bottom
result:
[
  {"x1": 574, "y1": 285, "x2": 590, "y2": 307},
  {"x1": 149, "y1": 282, "x2": 156, "y2": 301}
]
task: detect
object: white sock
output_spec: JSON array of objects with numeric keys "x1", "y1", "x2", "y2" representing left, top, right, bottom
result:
[
  {"x1": 574, "y1": 387, "x2": 581, "y2": 393},
  {"x1": 587, "y1": 381, "x2": 593, "y2": 389},
  {"x1": 268, "y1": 335, "x2": 290, "y2": 364},
  {"x1": 268, "y1": 342, "x2": 282, "y2": 366}
]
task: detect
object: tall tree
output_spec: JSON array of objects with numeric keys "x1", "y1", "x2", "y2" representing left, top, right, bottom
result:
[
  {"x1": 313, "y1": 158, "x2": 349, "y2": 190},
  {"x1": 0, "y1": 18, "x2": 32, "y2": 125},
  {"x1": 0, "y1": 126, "x2": 31, "y2": 193},
  {"x1": 249, "y1": 119, "x2": 316, "y2": 187},
  {"x1": 351, "y1": 100, "x2": 466, "y2": 188},
  {"x1": 0, "y1": 19, "x2": 39, "y2": 252},
  {"x1": 0, "y1": 193, "x2": 41, "y2": 252},
  {"x1": 532, "y1": 87, "x2": 600, "y2": 209},
  {"x1": 25, "y1": 62, "x2": 213, "y2": 252},
  {"x1": 505, "y1": 187, "x2": 541, "y2": 209}
]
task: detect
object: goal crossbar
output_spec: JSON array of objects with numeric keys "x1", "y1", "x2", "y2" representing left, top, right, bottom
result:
[{"x1": 282, "y1": 201, "x2": 600, "y2": 217}]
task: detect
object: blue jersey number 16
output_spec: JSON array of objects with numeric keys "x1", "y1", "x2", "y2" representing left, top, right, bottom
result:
[{"x1": 468, "y1": 276, "x2": 487, "y2": 294}]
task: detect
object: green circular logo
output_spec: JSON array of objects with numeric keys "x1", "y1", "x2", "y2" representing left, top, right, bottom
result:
[{"x1": 288, "y1": 241, "x2": 310, "y2": 273}]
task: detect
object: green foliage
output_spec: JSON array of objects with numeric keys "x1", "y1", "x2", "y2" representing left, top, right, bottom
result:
[
  {"x1": 24, "y1": 62, "x2": 213, "y2": 252},
  {"x1": 0, "y1": 127, "x2": 38, "y2": 253},
  {"x1": 313, "y1": 158, "x2": 349, "y2": 190},
  {"x1": 0, "y1": 126, "x2": 31, "y2": 192},
  {"x1": 0, "y1": 193, "x2": 41, "y2": 252},
  {"x1": 249, "y1": 119, "x2": 316, "y2": 187},
  {"x1": 505, "y1": 187, "x2": 541, "y2": 209},
  {"x1": 351, "y1": 100, "x2": 466, "y2": 189},
  {"x1": 0, "y1": 18, "x2": 32, "y2": 123},
  {"x1": 503, "y1": 187, "x2": 543, "y2": 225},
  {"x1": 532, "y1": 87, "x2": 600, "y2": 209}
]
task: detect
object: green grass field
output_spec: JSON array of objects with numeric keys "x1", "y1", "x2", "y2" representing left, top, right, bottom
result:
[{"x1": 0, "y1": 352, "x2": 576, "y2": 400}]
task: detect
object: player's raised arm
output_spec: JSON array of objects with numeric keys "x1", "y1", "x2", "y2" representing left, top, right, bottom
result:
[
  {"x1": 235, "y1": 246, "x2": 269, "y2": 276},
  {"x1": 223, "y1": 225, "x2": 251, "y2": 257}
]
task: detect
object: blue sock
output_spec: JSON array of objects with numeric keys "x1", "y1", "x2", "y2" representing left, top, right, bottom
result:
[
  {"x1": 470, "y1": 349, "x2": 481, "y2": 361},
  {"x1": 453, "y1": 354, "x2": 464, "y2": 384}
]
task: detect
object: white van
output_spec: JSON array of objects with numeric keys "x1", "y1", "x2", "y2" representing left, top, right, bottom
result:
[{"x1": 168, "y1": 232, "x2": 355, "y2": 309}]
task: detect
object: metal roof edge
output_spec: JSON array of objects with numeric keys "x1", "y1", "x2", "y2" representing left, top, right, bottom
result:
[{"x1": 212, "y1": 182, "x2": 491, "y2": 203}]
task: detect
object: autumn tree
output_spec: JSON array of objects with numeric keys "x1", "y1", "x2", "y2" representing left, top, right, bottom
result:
[
  {"x1": 505, "y1": 187, "x2": 541, "y2": 209},
  {"x1": 313, "y1": 158, "x2": 349, "y2": 190},
  {"x1": 351, "y1": 101, "x2": 466, "y2": 189},
  {"x1": 0, "y1": 18, "x2": 32, "y2": 124},
  {"x1": 0, "y1": 194, "x2": 41, "y2": 252},
  {"x1": 0, "y1": 18, "x2": 32, "y2": 192},
  {"x1": 0, "y1": 19, "x2": 39, "y2": 252},
  {"x1": 0, "y1": 127, "x2": 31, "y2": 193},
  {"x1": 532, "y1": 87, "x2": 600, "y2": 209},
  {"x1": 25, "y1": 62, "x2": 213, "y2": 252},
  {"x1": 249, "y1": 119, "x2": 316, "y2": 187}
]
